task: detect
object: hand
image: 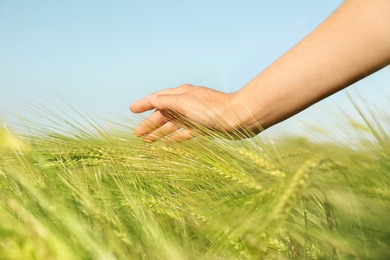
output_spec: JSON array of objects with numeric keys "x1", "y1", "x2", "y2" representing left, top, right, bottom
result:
[
  {"x1": 131, "y1": 0, "x2": 390, "y2": 144},
  {"x1": 129, "y1": 84, "x2": 259, "y2": 143}
]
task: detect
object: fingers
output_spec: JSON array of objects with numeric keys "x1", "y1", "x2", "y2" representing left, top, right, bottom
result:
[
  {"x1": 143, "y1": 121, "x2": 180, "y2": 143},
  {"x1": 134, "y1": 109, "x2": 168, "y2": 137},
  {"x1": 134, "y1": 106, "x2": 194, "y2": 143},
  {"x1": 133, "y1": 92, "x2": 187, "y2": 137},
  {"x1": 130, "y1": 84, "x2": 213, "y2": 143},
  {"x1": 164, "y1": 128, "x2": 196, "y2": 143}
]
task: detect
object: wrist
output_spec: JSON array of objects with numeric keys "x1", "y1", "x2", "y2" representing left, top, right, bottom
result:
[{"x1": 230, "y1": 89, "x2": 269, "y2": 133}]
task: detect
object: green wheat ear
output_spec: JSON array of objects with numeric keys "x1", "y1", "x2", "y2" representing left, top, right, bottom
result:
[
  {"x1": 235, "y1": 147, "x2": 286, "y2": 178},
  {"x1": 246, "y1": 156, "x2": 325, "y2": 239}
]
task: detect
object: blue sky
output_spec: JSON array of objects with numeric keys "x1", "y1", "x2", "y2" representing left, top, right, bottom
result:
[{"x1": 1, "y1": 0, "x2": 389, "y2": 140}]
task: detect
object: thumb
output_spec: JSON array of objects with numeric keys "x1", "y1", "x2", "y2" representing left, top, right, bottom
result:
[{"x1": 148, "y1": 93, "x2": 181, "y2": 113}]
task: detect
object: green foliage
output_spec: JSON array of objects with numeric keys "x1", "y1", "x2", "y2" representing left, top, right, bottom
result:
[{"x1": 0, "y1": 108, "x2": 389, "y2": 259}]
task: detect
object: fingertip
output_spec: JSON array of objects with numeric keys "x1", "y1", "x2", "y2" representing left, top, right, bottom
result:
[
  {"x1": 129, "y1": 102, "x2": 140, "y2": 113},
  {"x1": 143, "y1": 135, "x2": 156, "y2": 143},
  {"x1": 133, "y1": 124, "x2": 148, "y2": 137},
  {"x1": 130, "y1": 95, "x2": 157, "y2": 113},
  {"x1": 143, "y1": 138, "x2": 152, "y2": 143},
  {"x1": 133, "y1": 129, "x2": 143, "y2": 137}
]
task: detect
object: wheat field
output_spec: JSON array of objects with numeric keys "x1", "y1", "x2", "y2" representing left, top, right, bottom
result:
[{"x1": 0, "y1": 103, "x2": 389, "y2": 259}]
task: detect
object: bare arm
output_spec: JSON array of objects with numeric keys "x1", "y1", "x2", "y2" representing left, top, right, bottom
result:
[
  {"x1": 235, "y1": 0, "x2": 390, "y2": 130},
  {"x1": 130, "y1": 0, "x2": 390, "y2": 142}
]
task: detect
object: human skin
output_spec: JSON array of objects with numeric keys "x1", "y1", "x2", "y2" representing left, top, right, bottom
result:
[{"x1": 130, "y1": 0, "x2": 390, "y2": 143}]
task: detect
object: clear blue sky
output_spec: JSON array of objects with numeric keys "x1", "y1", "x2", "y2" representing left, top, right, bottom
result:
[{"x1": 1, "y1": 1, "x2": 389, "y2": 140}]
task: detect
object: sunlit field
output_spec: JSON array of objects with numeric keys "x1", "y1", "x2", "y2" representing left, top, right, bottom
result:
[{"x1": 1, "y1": 102, "x2": 389, "y2": 259}]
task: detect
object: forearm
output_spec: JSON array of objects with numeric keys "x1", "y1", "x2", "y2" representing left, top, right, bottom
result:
[{"x1": 235, "y1": 0, "x2": 390, "y2": 129}]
